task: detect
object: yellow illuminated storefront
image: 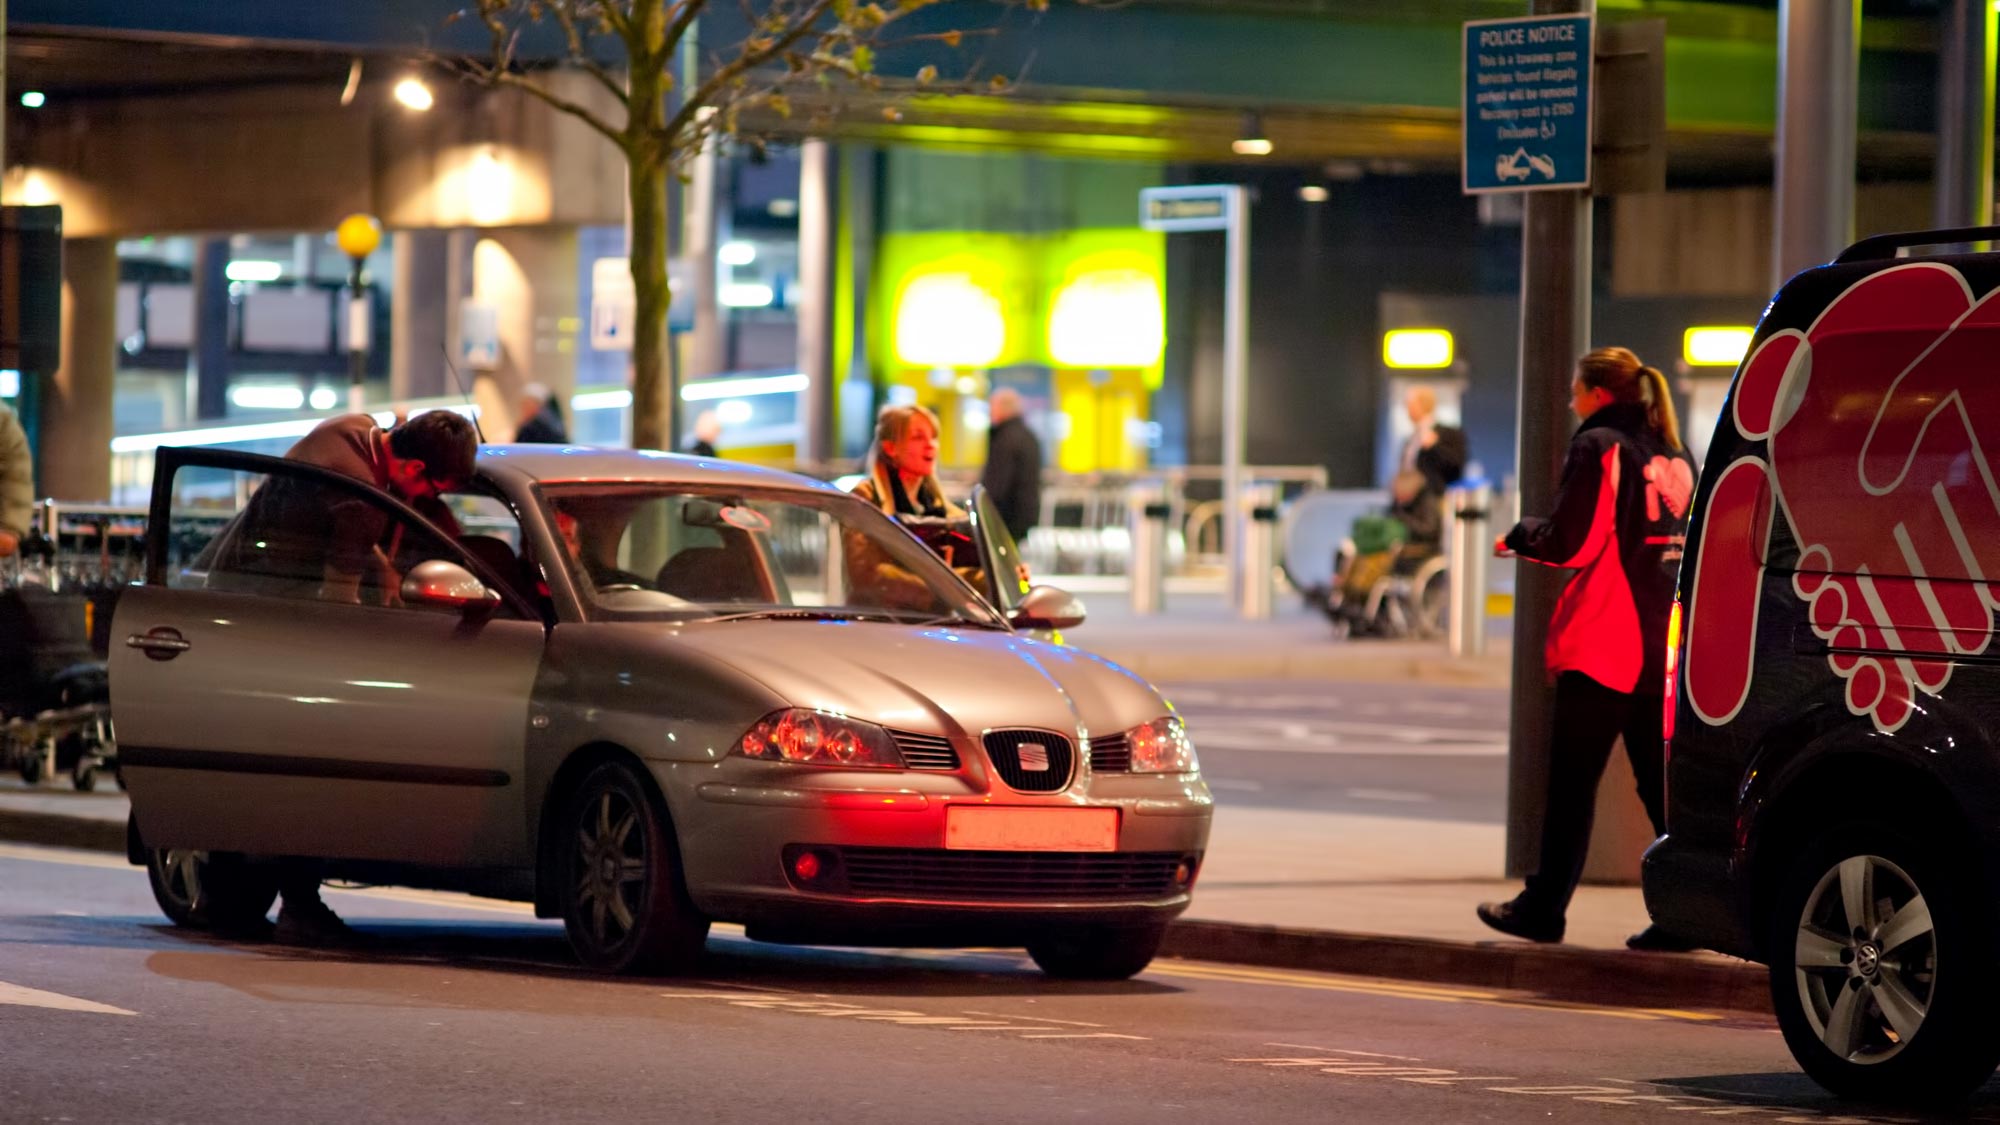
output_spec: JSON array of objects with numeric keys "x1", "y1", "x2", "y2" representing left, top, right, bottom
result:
[{"x1": 875, "y1": 228, "x2": 1165, "y2": 472}]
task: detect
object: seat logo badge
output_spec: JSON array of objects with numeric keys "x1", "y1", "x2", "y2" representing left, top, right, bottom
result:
[{"x1": 1018, "y1": 743, "x2": 1051, "y2": 772}]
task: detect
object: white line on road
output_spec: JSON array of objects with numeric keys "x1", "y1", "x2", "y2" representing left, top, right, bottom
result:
[
  {"x1": 1344, "y1": 789, "x2": 1435, "y2": 804},
  {"x1": 0, "y1": 981, "x2": 135, "y2": 1016}
]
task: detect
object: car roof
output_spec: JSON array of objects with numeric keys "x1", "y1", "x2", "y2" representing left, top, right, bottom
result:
[{"x1": 473, "y1": 444, "x2": 843, "y2": 495}]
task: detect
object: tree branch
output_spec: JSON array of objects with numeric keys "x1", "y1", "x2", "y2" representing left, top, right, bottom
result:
[
  {"x1": 462, "y1": 62, "x2": 633, "y2": 152},
  {"x1": 659, "y1": 0, "x2": 711, "y2": 78},
  {"x1": 661, "y1": 0, "x2": 837, "y2": 153},
  {"x1": 546, "y1": 2, "x2": 633, "y2": 110}
]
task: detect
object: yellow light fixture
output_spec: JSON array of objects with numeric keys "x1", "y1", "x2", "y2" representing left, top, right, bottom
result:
[
  {"x1": 393, "y1": 76, "x2": 435, "y2": 112},
  {"x1": 894, "y1": 273, "x2": 1006, "y2": 368},
  {"x1": 1048, "y1": 269, "x2": 1165, "y2": 368},
  {"x1": 334, "y1": 213, "x2": 382, "y2": 260},
  {"x1": 1683, "y1": 326, "x2": 1754, "y2": 367},
  {"x1": 1232, "y1": 111, "x2": 1273, "y2": 157},
  {"x1": 1383, "y1": 328, "x2": 1454, "y2": 369}
]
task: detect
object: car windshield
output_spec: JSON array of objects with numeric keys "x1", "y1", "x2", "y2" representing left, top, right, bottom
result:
[{"x1": 539, "y1": 484, "x2": 1006, "y2": 627}]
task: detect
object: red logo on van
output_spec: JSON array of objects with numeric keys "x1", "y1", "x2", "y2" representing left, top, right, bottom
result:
[{"x1": 1687, "y1": 264, "x2": 2000, "y2": 733}]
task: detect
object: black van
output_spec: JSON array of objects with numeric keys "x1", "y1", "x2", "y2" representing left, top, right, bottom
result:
[{"x1": 1644, "y1": 227, "x2": 2000, "y2": 1103}]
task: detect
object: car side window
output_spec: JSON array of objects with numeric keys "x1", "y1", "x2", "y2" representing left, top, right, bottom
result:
[{"x1": 164, "y1": 461, "x2": 476, "y2": 613}]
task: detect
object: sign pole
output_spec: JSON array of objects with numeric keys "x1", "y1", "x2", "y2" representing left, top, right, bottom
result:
[
  {"x1": 1139, "y1": 184, "x2": 1254, "y2": 612},
  {"x1": 1222, "y1": 185, "x2": 1250, "y2": 613}
]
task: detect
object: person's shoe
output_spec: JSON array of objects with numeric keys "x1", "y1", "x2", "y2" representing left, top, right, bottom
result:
[
  {"x1": 1476, "y1": 898, "x2": 1565, "y2": 943},
  {"x1": 273, "y1": 897, "x2": 362, "y2": 948},
  {"x1": 1624, "y1": 924, "x2": 1700, "y2": 953}
]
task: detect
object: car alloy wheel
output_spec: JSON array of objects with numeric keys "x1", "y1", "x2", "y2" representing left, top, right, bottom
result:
[
  {"x1": 143, "y1": 846, "x2": 278, "y2": 934},
  {"x1": 1770, "y1": 826, "x2": 2000, "y2": 1104},
  {"x1": 1791, "y1": 854, "x2": 1933, "y2": 1066},
  {"x1": 559, "y1": 761, "x2": 708, "y2": 975}
]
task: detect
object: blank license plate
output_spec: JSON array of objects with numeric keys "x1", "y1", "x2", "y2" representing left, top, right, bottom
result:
[{"x1": 945, "y1": 807, "x2": 1119, "y2": 852}]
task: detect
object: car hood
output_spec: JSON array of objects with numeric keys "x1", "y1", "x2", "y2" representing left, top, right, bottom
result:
[{"x1": 656, "y1": 619, "x2": 1169, "y2": 741}]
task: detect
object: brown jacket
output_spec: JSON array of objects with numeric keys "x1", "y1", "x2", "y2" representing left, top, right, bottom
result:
[{"x1": 0, "y1": 404, "x2": 31, "y2": 538}]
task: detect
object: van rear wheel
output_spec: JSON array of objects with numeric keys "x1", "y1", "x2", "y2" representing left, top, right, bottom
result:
[{"x1": 1769, "y1": 825, "x2": 2000, "y2": 1105}]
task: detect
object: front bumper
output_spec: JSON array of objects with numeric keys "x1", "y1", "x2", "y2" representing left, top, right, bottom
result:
[{"x1": 658, "y1": 760, "x2": 1213, "y2": 937}]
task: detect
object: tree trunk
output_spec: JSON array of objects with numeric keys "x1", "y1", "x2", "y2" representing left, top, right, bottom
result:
[{"x1": 628, "y1": 154, "x2": 671, "y2": 453}]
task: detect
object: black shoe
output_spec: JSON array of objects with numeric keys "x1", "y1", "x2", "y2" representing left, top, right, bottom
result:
[
  {"x1": 1624, "y1": 924, "x2": 1700, "y2": 953},
  {"x1": 1476, "y1": 898, "x2": 1565, "y2": 943},
  {"x1": 274, "y1": 898, "x2": 362, "y2": 948}
]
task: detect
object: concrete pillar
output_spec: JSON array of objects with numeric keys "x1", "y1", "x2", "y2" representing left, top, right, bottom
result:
[
  {"x1": 796, "y1": 139, "x2": 836, "y2": 467},
  {"x1": 839, "y1": 146, "x2": 880, "y2": 462},
  {"x1": 1771, "y1": 0, "x2": 1859, "y2": 287},
  {"x1": 190, "y1": 238, "x2": 231, "y2": 421},
  {"x1": 390, "y1": 229, "x2": 451, "y2": 402},
  {"x1": 1936, "y1": 0, "x2": 1996, "y2": 233},
  {"x1": 41, "y1": 238, "x2": 115, "y2": 501},
  {"x1": 471, "y1": 227, "x2": 580, "y2": 441},
  {"x1": 685, "y1": 124, "x2": 727, "y2": 382},
  {"x1": 443, "y1": 228, "x2": 475, "y2": 387}
]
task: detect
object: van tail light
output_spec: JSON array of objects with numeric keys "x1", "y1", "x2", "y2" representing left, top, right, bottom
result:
[{"x1": 1662, "y1": 596, "x2": 1683, "y2": 763}]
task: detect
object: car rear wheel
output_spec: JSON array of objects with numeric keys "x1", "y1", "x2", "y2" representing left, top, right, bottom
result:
[
  {"x1": 558, "y1": 761, "x2": 709, "y2": 975},
  {"x1": 1769, "y1": 825, "x2": 2000, "y2": 1104},
  {"x1": 1027, "y1": 923, "x2": 1168, "y2": 981},
  {"x1": 144, "y1": 847, "x2": 278, "y2": 934}
]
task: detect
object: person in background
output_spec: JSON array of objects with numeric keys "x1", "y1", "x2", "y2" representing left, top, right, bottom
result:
[
  {"x1": 514, "y1": 382, "x2": 568, "y2": 444},
  {"x1": 0, "y1": 402, "x2": 31, "y2": 558},
  {"x1": 1476, "y1": 347, "x2": 1697, "y2": 953},
  {"x1": 979, "y1": 387, "x2": 1043, "y2": 544},
  {"x1": 1391, "y1": 385, "x2": 1467, "y2": 550},
  {"x1": 686, "y1": 410, "x2": 722, "y2": 458}
]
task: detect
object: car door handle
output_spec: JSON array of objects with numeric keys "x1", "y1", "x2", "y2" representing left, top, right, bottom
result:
[{"x1": 126, "y1": 628, "x2": 191, "y2": 660}]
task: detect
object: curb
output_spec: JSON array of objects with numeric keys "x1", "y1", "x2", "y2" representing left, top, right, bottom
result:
[
  {"x1": 1161, "y1": 919, "x2": 1772, "y2": 1015},
  {"x1": 1, "y1": 808, "x2": 1768, "y2": 1015}
]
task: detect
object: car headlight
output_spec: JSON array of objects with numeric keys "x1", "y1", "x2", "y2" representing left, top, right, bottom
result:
[
  {"x1": 737, "y1": 709, "x2": 906, "y2": 768},
  {"x1": 1128, "y1": 716, "x2": 1199, "y2": 774}
]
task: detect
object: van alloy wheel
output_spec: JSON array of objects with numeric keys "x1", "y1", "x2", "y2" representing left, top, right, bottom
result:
[{"x1": 1791, "y1": 854, "x2": 1933, "y2": 1065}]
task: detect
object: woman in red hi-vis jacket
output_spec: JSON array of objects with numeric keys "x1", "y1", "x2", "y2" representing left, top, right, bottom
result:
[{"x1": 1477, "y1": 347, "x2": 1698, "y2": 952}]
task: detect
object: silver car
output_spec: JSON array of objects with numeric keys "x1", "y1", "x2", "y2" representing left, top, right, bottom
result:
[{"x1": 115, "y1": 445, "x2": 1212, "y2": 979}]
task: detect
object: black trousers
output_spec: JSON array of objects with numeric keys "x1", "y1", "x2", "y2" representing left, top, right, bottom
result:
[{"x1": 1521, "y1": 670, "x2": 1668, "y2": 919}]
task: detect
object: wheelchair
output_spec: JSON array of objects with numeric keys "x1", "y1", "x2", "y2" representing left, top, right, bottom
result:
[{"x1": 1322, "y1": 522, "x2": 1450, "y2": 641}]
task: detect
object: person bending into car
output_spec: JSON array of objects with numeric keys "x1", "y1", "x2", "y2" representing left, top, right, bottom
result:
[
  {"x1": 1476, "y1": 348, "x2": 1698, "y2": 953},
  {"x1": 215, "y1": 410, "x2": 477, "y2": 945}
]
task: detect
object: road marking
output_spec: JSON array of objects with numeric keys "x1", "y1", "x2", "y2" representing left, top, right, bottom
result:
[
  {"x1": 655, "y1": 988, "x2": 1150, "y2": 1041},
  {"x1": 962, "y1": 1010, "x2": 1105, "y2": 1027},
  {"x1": 0, "y1": 981, "x2": 135, "y2": 1016},
  {"x1": 1268, "y1": 1043, "x2": 1423, "y2": 1061},
  {"x1": 1150, "y1": 961, "x2": 1721, "y2": 1023},
  {"x1": 1344, "y1": 788, "x2": 1435, "y2": 803},
  {"x1": 1205, "y1": 778, "x2": 1264, "y2": 792},
  {"x1": 0, "y1": 842, "x2": 129, "y2": 870}
]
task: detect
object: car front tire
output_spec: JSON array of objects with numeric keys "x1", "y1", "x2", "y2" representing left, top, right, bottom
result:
[
  {"x1": 1769, "y1": 824, "x2": 2000, "y2": 1105},
  {"x1": 144, "y1": 847, "x2": 279, "y2": 935},
  {"x1": 1027, "y1": 923, "x2": 1168, "y2": 981},
  {"x1": 558, "y1": 761, "x2": 709, "y2": 975}
]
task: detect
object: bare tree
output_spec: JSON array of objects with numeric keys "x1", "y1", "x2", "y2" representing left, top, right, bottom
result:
[{"x1": 454, "y1": 0, "x2": 1045, "y2": 454}]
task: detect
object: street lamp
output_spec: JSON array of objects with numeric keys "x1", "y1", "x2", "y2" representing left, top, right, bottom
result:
[{"x1": 334, "y1": 213, "x2": 381, "y2": 414}]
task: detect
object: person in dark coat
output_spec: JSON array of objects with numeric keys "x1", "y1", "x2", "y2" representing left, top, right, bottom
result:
[
  {"x1": 1476, "y1": 347, "x2": 1698, "y2": 953},
  {"x1": 978, "y1": 388, "x2": 1043, "y2": 543},
  {"x1": 1391, "y1": 385, "x2": 1467, "y2": 549},
  {"x1": 513, "y1": 382, "x2": 568, "y2": 444},
  {"x1": 686, "y1": 411, "x2": 721, "y2": 458}
]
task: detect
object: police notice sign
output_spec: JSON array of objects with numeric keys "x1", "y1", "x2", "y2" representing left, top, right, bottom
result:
[{"x1": 1462, "y1": 13, "x2": 1593, "y2": 194}]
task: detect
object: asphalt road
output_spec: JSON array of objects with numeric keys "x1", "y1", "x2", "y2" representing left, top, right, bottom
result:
[
  {"x1": 9, "y1": 841, "x2": 1987, "y2": 1124},
  {"x1": 1163, "y1": 680, "x2": 1509, "y2": 824}
]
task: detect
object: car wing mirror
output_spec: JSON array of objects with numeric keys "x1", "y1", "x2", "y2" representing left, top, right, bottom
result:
[
  {"x1": 1008, "y1": 585, "x2": 1086, "y2": 631},
  {"x1": 401, "y1": 560, "x2": 503, "y2": 615}
]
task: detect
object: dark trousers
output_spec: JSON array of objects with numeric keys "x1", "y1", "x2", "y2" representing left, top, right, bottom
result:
[{"x1": 1521, "y1": 671, "x2": 1668, "y2": 919}]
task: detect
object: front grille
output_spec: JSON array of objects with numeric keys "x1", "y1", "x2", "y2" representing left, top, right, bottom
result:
[
  {"x1": 891, "y1": 730, "x2": 960, "y2": 771},
  {"x1": 833, "y1": 847, "x2": 1191, "y2": 900},
  {"x1": 982, "y1": 730, "x2": 1075, "y2": 792},
  {"x1": 1089, "y1": 733, "x2": 1131, "y2": 772}
]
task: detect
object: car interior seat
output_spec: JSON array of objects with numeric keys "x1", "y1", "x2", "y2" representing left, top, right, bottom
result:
[
  {"x1": 655, "y1": 545, "x2": 767, "y2": 603},
  {"x1": 458, "y1": 533, "x2": 535, "y2": 601}
]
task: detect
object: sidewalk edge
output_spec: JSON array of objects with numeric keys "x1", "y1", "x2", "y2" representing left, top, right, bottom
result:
[
  {"x1": 0, "y1": 809, "x2": 127, "y2": 857},
  {"x1": 1162, "y1": 918, "x2": 1772, "y2": 1015}
]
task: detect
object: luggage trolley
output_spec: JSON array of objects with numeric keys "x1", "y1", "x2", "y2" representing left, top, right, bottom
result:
[{"x1": 0, "y1": 500, "x2": 229, "y2": 789}]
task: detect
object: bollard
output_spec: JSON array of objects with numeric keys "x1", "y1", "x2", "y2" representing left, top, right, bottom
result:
[
  {"x1": 1240, "y1": 483, "x2": 1280, "y2": 620},
  {"x1": 1448, "y1": 483, "x2": 1492, "y2": 657},
  {"x1": 1126, "y1": 482, "x2": 1170, "y2": 615}
]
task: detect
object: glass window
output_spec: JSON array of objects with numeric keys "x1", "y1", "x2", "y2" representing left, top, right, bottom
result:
[
  {"x1": 541, "y1": 485, "x2": 1004, "y2": 627},
  {"x1": 166, "y1": 462, "x2": 465, "y2": 611}
]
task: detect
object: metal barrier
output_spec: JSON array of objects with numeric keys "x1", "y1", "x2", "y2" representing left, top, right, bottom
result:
[
  {"x1": 1241, "y1": 483, "x2": 1281, "y2": 620},
  {"x1": 1448, "y1": 484, "x2": 1492, "y2": 657}
]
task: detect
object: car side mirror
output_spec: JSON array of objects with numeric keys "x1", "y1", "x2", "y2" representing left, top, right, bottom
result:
[
  {"x1": 401, "y1": 560, "x2": 502, "y2": 615},
  {"x1": 1008, "y1": 585, "x2": 1086, "y2": 631}
]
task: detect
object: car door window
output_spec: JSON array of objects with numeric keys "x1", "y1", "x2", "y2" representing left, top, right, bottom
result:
[{"x1": 165, "y1": 461, "x2": 477, "y2": 612}]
